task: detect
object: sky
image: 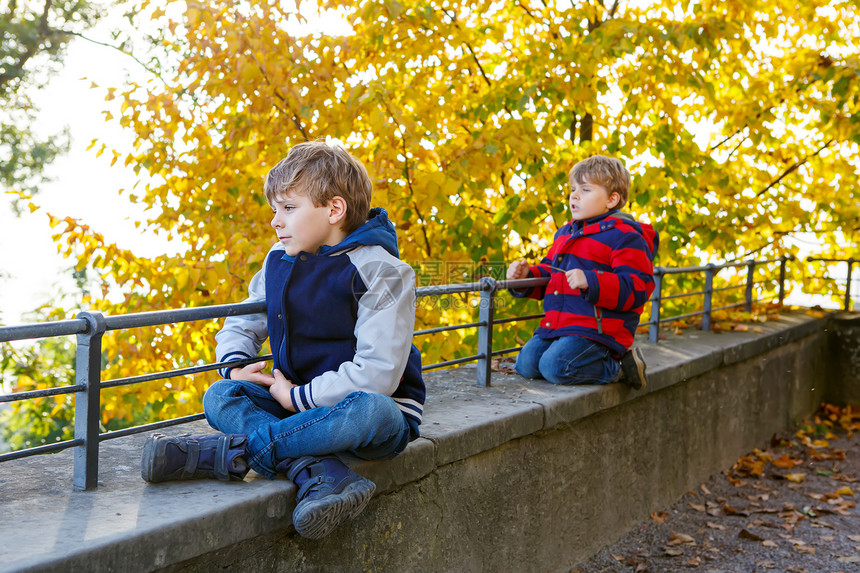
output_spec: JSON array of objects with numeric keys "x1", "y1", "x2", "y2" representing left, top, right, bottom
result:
[{"x1": 0, "y1": 19, "x2": 173, "y2": 324}]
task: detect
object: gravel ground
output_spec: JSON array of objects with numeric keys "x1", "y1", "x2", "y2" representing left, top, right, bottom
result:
[{"x1": 573, "y1": 405, "x2": 860, "y2": 573}]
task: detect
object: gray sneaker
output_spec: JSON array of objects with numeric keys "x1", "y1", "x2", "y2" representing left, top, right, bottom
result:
[{"x1": 620, "y1": 347, "x2": 647, "y2": 390}]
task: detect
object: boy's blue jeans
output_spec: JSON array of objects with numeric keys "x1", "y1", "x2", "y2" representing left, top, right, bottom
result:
[
  {"x1": 515, "y1": 335, "x2": 620, "y2": 385},
  {"x1": 203, "y1": 380, "x2": 412, "y2": 479}
]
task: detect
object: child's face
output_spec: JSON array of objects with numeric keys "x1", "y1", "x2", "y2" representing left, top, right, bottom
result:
[
  {"x1": 568, "y1": 179, "x2": 620, "y2": 221},
  {"x1": 270, "y1": 190, "x2": 342, "y2": 257}
]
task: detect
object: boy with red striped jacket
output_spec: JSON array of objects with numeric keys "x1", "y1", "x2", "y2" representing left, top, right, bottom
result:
[{"x1": 506, "y1": 155, "x2": 658, "y2": 389}]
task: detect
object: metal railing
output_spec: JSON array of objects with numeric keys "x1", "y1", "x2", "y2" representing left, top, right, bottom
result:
[
  {"x1": 646, "y1": 256, "x2": 792, "y2": 341},
  {"x1": 807, "y1": 257, "x2": 857, "y2": 312},
  {"x1": 0, "y1": 253, "x2": 839, "y2": 490}
]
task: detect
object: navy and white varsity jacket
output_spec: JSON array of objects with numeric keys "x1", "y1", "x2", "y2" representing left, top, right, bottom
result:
[
  {"x1": 215, "y1": 208, "x2": 425, "y2": 433},
  {"x1": 512, "y1": 209, "x2": 659, "y2": 358}
]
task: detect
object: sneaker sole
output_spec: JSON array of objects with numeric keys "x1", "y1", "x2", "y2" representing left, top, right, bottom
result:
[
  {"x1": 292, "y1": 477, "x2": 376, "y2": 540},
  {"x1": 140, "y1": 433, "x2": 164, "y2": 483},
  {"x1": 623, "y1": 348, "x2": 647, "y2": 391}
]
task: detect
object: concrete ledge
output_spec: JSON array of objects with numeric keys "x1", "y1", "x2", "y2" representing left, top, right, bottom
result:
[{"x1": 0, "y1": 311, "x2": 840, "y2": 572}]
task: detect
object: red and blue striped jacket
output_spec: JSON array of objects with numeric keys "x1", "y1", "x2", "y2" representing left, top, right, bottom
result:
[{"x1": 512, "y1": 210, "x2": 658, "y2": 358}]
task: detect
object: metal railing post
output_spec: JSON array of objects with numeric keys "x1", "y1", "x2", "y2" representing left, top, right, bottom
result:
[
  {"x1": 649, "y1": 268, "x2": 664, "y2": 344},
  {"x1": 74, "y1": 311, "x2": 106, "y2": 491},
  {"x1": 846, "y1": 259, "x2": 855, "y2": 311},
  {"x1": 702, "y1": 264, "x2": 715, "y2": 331},
  {"x1": 476, "y1": 277, "x2": 496, "y2": 388},
  {"x1": 778, "y1": 255, "x2": 788, "y2": 304},
  {"x1": 745, "y1": 259, "x2": 756, "y2": 313}
]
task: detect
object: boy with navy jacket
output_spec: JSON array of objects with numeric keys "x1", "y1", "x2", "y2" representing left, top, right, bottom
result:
[
  {"x1": 141, "y1": 141, "x2": 425, "y2": 540},
  {"x1": 507, "y1": 155, "x2": 657, "y2": 389}
]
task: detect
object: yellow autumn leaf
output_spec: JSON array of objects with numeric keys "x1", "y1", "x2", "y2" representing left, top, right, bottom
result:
[{"x1": 785, "y1": 473, "x2": 806, "y2": 483}]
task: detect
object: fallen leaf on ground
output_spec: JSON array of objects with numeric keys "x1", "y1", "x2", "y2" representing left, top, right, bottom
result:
[
  {"x1": 663, "y1": 547, "x2": 684, "y2": 556},
  {"x1": 689, "y1": 502, "x2": 705, "y2": 512},
  {"x1": 706, "y1": 521, "x2": 725, "y2": 530},
  {"x1": 723, "y1": 503, "x2": 752, "y2": 516},
  {"x1": 650, "y1": 511, "x2": 670, "y2": 523},
  {"x1": 668, "y1": 532, "x2": 696, "y2": 546},
  {"x1": 762, "y1": 540, "x2": 778, "y2": 548},
  {"x1": 727, "y1": 475, "x2": 748, "y2": 487},
  {"x1": 835, "y1": 486, "x2": 854, "y2": 496},
  {"x1": 684, "y1": 556, "x2": 702, "y2": 567},
  {"x1": 739, "y1": 529, "x2": 764, "y2": 541},
  {"x1": 700, "y1": 484, "x2": 711, "y2": 495},
  {"x1": 837, "y1": 555, "x2": 860, "y2": 564},
  {"x1": 848, "y1": 534, "x2": 860, "y2": 542},
  {"x1": 733, "y1": 455, "x2": 766, "y2": 477},
  {"x1": 772, "y1": 454, "x2": 802, "y2": 469}
]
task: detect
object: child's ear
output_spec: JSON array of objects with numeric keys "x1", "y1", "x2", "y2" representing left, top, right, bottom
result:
[
  {"x1": 607, "y1": 192, "x2": 621, "y2": 210},
  {"x1": 328, "y1": 196, "x2": 348, "y2": 225}
]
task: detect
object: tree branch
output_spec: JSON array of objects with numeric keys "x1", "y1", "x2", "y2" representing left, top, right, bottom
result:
[
  {"x1": 58, "y1": 31, "x2": 168, "y2": 86},
  {"x1": 248, "y1": 52, "x2": 309, "y2": 141},
  {"x1": 755, "y1": 139, "x2": 834, "y2": 198},
  {"x1": 401, "y1": 135, "x2": 432, "y2": 257}
]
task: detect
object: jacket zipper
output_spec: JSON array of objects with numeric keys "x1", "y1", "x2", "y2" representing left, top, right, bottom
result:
[{"x1": 594, "y1": 307, "x2": 603, "y2": 335}]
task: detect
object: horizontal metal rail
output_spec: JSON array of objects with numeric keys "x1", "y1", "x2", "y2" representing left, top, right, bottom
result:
[
  {"x1": 492, "y1": 314, "x2": 544, "y2": 326},
  {"x1": 0, "y1": 438, "x2": 84, "y2": 462},
  {"x1": 101, "y1": 355, "x2": 272, "y2": 390},
  {"x1": 0, "y1": 319, "x2": 88, "y2": 343},
  {"x1": 414, "y1": 322, "x2": 484, "y2": 336},
  {"x1": 422, "y1": 354, "x2": 483, "y2": 371},
  {"x1": 99, "y1": 414, "x2": 207, "y2": 441},
  {"x1": 0, "y1": 384, "x2": 86, "y2": 403}
]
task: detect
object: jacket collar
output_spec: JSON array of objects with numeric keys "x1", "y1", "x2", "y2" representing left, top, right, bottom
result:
[{"x1": 570, "y1": 209, "x2": 619, "y2": 235}]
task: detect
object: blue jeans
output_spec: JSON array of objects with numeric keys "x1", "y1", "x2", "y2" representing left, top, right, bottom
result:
[
  {"x1": 203, "y1": 380, "x2": 412, "y2": 479},
  {"x1": 515, "y1": 335, "x2": 620, "y2": 385}
]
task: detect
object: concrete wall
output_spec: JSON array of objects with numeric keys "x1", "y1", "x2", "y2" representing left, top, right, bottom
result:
[
  {"x1": 827, "y1": 314, "x2": 860, "y2": 406},
  {"x1": 1, "y1": 312, "x2": 846, "y2": 573}
]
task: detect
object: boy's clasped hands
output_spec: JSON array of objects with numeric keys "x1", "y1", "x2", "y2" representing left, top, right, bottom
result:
[
  {"x1": 506, "y1": 260, "x2": 588, "y2": 291},
  {"x1": 230, "y1": 362, "x2": 297, "y2": 412}
]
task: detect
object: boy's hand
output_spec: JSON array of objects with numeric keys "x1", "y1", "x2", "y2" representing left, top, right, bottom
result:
[
  {"x1": 506, "y1": 260, "x2": 529, "y2": 280},
  {"x1": 229, "y1": 361, "x2": 276, "y2": 386},
  {"x1": 267, "y1": 369, "x2": 297, "y2": 412},
  {"x1": 565, "y1": 268, "x2": 588, "y2": 291}
]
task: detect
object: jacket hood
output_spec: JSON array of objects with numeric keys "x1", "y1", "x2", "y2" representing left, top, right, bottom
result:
[{"x1": 319, "y1": 207, "x2": 400, "y2": 258}]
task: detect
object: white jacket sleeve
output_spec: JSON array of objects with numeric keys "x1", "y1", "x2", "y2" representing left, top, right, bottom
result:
[
  {"x1": 289, "y1": 247, "x2": 416, "y2": 411},
  {"x1": 214, "y1": 246, "x2": 280, "y2": 378}
]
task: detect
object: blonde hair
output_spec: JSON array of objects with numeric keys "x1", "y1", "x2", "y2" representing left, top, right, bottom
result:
[
  {"x1": 569, "y1": 155, "x2": 631, "y2": 209},
  {"x1": 264, "y1": 141, "x2": 372, "y2": 233}
]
